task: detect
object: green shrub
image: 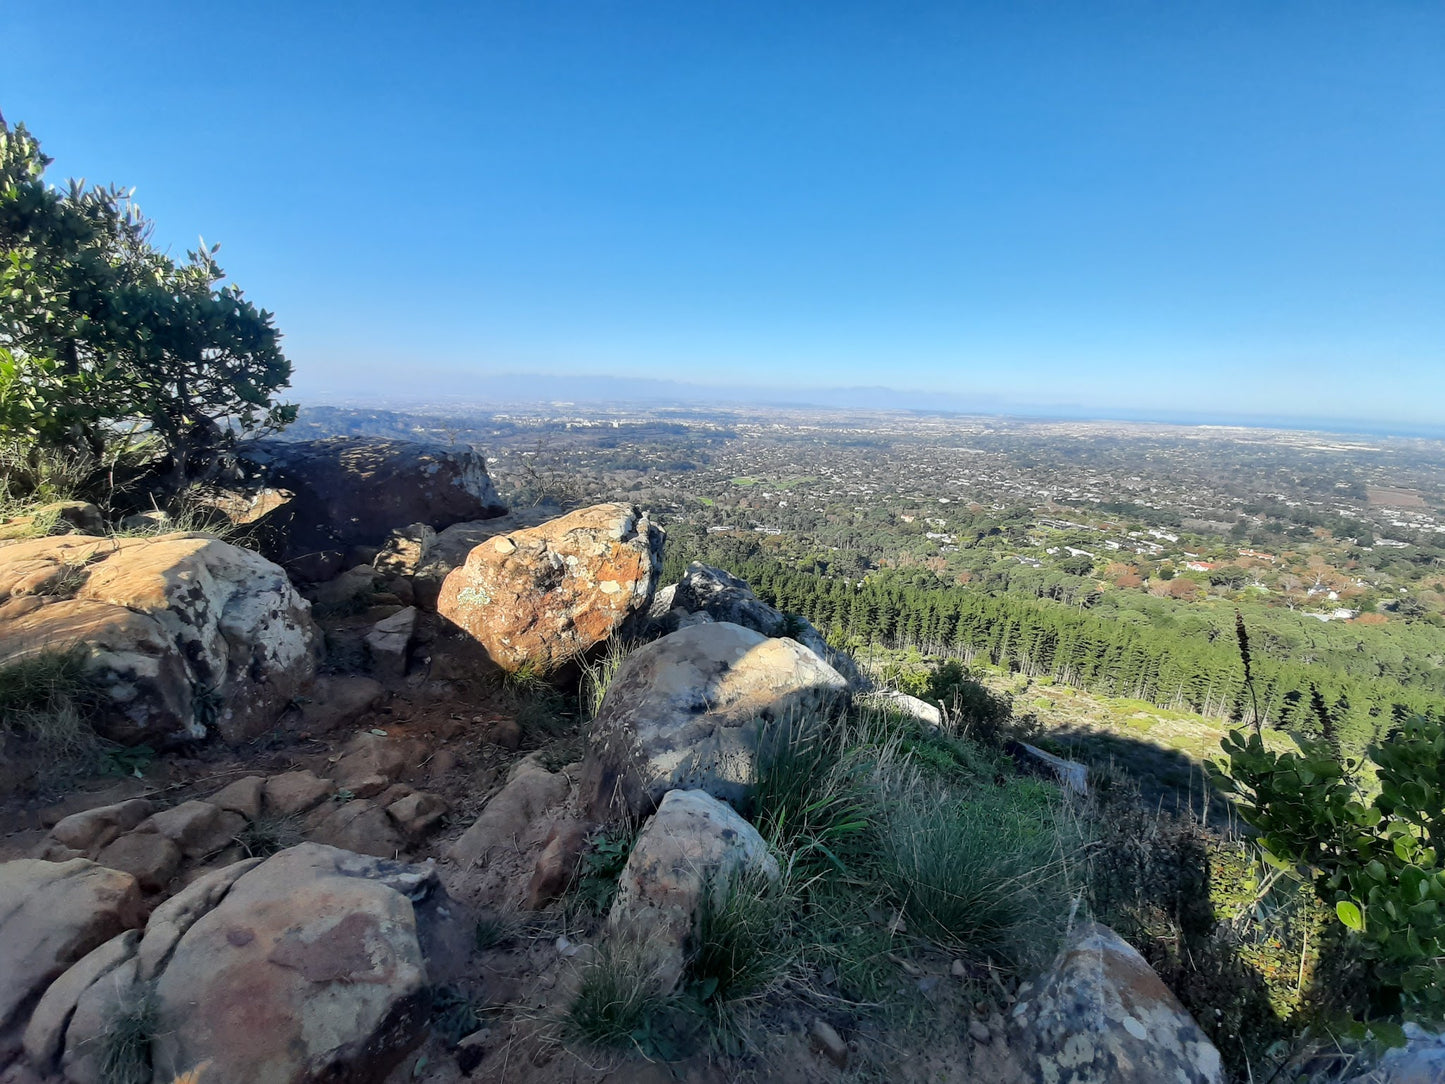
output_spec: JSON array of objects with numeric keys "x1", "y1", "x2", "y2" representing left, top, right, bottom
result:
[
  {"x1": 1223, "y1": 718, "x2": 1445, "y2": 1021},
  {"x1": 572, "y1": 823, "x2": 639, "y2": 915}
]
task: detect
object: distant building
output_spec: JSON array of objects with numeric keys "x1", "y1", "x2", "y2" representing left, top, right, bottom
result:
[{"x1": 1184, "y1": 561, "x2": 1218, "y2": 572}]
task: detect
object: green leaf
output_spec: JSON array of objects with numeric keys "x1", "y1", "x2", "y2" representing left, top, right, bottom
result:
[{"x1": 1336, "y1": 899, "x2": 1365, "y2": 932}]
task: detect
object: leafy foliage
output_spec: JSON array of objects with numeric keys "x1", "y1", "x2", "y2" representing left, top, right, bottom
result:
[
  {"x1": 1223, "y1": 717, "x2": 1445, "y2": 1020},
  {"x1": 0, "y1": 122, "x2": 294, "y2": 487}
]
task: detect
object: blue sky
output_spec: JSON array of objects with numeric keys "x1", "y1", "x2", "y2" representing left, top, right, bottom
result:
[{"x1": 4, "y1": 2, "x2": 1442, "y2": 424}]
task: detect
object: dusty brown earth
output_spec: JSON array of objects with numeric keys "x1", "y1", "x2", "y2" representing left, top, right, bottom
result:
[{"x1": 0, "y1": 606, "x2": 1031, "y2": 1084}]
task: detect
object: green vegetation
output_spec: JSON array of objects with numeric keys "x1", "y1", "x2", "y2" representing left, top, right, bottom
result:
[
  {"x1": 1, "y1": 119, "x2": 294, "y2": 504},
  {"x1": 1224, "y1": 716, "x2": 1445, "y2": 1024},
  {"x1": 571, "y1": 823, "x2": 640, "y2": 915},
  {"x1": 0, "y1": 648, "x2": 103, "y2": 772},
  {"x1": 98, "y1": 984, "x2": 159, "y2": 1084},
  {"x1": 686, "y1": 863, "x2": 793, "y2": 1008},
  {"x1": 565, "y1": 941, "x2": 673, "y2": 1051},
  {"x1": 662, "y1": 537, "x2": 1444, "y2": 753},
  {"x1": 883, "y1": 775, "x2": 1076, "y2": 970}
]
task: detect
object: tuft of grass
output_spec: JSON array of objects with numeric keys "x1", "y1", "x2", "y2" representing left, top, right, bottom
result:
[
  {"x1": 0, "y1": 649, "x2": 105, "y2": 774},
  {"x1": 235, "y1": 812, "x2": 304, "y2": 858},
  {"x1": 749, "y1": 711, "x2": 883, "y2": 883},
  {"x1": 687, "y1": 862, "x2": 793, "y2": 1007},
  {"x1": 578, "y1": 637, "x2": 637, "y2": 721},
  {"x1": 99, "y1": 985, "x2": 159, "y2": 1084},
  {"x1": 565, "y1": 941, "x2": 673, "y2": 1050},
  {"x1": 473, "y1": 913, "x2": 515, "y2": 951},
  {"x1": 881, "y1": 772, "x2": 1080, "y2": 972}
]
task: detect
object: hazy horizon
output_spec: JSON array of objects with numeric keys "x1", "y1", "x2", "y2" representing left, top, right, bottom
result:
[{"x1": 291, "y1": 370, "x2": 1445, "y2": 441}]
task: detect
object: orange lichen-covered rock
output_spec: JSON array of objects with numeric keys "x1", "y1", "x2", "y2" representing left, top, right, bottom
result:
[{"x1": 436, "y1": 503, "x2": 663, "y2": 673}]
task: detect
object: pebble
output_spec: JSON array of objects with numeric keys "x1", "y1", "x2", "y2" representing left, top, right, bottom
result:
[
  {"x1": 969, "y1": 1019, "x2": 992, "y2": 1043},
  {"x1": 811, "y1": 1018, "x2": 848, "y2": 1068}
]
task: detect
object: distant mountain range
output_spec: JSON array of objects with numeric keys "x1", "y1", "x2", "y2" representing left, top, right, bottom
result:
[{"x1": 301, "y1": 372, "x2": 1445, "y2": 440}]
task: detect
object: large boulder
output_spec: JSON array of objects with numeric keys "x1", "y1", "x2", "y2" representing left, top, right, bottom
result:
[
  {"x1": 608, "y1": 789, "x2": 778, "y2": 993},
  {"x1": 0, "y1": 859, "x2": 145, "y2": 1036},
  {"x1": 437, "y1": 503, "x2": 663, "y2": 673},
  {"x1": 410, "y1": 511, "x2": 551, "y2": 610},
  {"x1": 579, "y1": 621, "x2": 849, "y2": 819},
  {"x1": 236, "y1": 438, "x2": 508, "y2": 580},
  {"x1": 665, "y1": 563, "x2": 867, "y2": 689},
  {"x1": 0, "y1": 534, "x2": 321, "y2": 744},
  {"x1": 1009, "y1": 921, "x2": 1223, "y2": 1084},
  {"x1": 50, "y1": 845, "x2": 439, "y2": 1084}
]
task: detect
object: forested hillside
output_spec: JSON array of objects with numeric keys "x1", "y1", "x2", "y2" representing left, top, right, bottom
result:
[{"x1": 663, "y1": 525, "x2": 1445, "y2": 750}]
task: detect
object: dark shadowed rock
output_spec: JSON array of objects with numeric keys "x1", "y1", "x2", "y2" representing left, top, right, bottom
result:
[
  {"x1": 1009, "y1": 921, "x2": 1223, "y2": 1084},
  {"x1": 238, "y1": 438, "x2": 507, "y2": 580},
  {"x1": 580, "y1": 621, "x2": 848, "y2": 819}
]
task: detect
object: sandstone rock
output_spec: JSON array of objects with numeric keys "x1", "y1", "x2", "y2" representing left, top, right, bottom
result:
[
  {"x1": 333, "y1": 732, "x2": 422, "y2": 798},
  {"x1": 525, "y1": 820, "x2": 590, "y2": 909},
  {"x1": 580, "y1": 622, "x2": 849, "y2": 819},
  {"x1": 48, "y1": 800, "x2": 155, "y2": 855},
  {"x1": 1009, "y1": 921, "x2": 1223, "y2": 1084},
  {"x1": 374, "y1": 523, "x2": 436, "y2": 577},
  {"x1": 669, "y1": 563, "x2": 867, "y2": 689},
  {"x1": 447, "y1": 759, "x2": 569, "y2": 869},
  {"x1": 1017, "y1": 742, "x2": 1090, "y2": 797},
  {"x1": 863, "y1": 689, "x2": 943, "y2": 729},
  {"x1": 365, "y1": 606, "x2": 416, "y2": 683},
  {"x1": 437, "y1": 503, "x2": 663, "y2": 673},
  {"x1": 288, "y1": 674, "x2": 385, "y2": 735},
  {"x1": 21, "y1": 929, "x2": 139, "y2": 1070},
  {"x1": 147, "y1": 843, "x2": 434, "y2": 1083},
  {"x1": 305, "y1": 799, "x2": 404, "y2": 858},
  {"x1": 136, "y1": 859, "x2": 264, "y2": 981},
  {"x1": 0, "y1": 859, "x2": 144, "y2": 1032},
  {"x1": 238, "y1": 437, "x2": 507, "y2": 580},
  {"x1": 140, "y1": 801, "x2": 247, "y2": 859},
  {"x1": 0, "y1": 534, "x2": 320, "y2": 745},
  {"x1": 481, "y1": 717, "x2": 523, "y2": 751},
  {"x1": 94, "y1": 832, "x2": 182, "y2": 893},
  {"x1": 309, "y1": 564, "x2": 382, "y2": 615},
  {"x1": 117, "y1": 509, "x2": 170, "y2": 532},
  {"x1": 60, "y1": 954, "x2": 142, "y2": 1084},
  {"x1": 608, "y1": 789, "x2": 778, "y2": 993},
  {"x1": 411, "y1": 513, "x2": 549, "y2": 610},
  {"x1": 386, "y1": 792, "x2": 449, "y2": 842},
  {"x1": 263, "y1": 770, "x2": 333, "y2": 816},
  {"x1": 208, "y1": 776, "x2": 266, "y2": 820},
  {"x1": 811, "y1": 1018, "x2": 849, "y2": 1068}
]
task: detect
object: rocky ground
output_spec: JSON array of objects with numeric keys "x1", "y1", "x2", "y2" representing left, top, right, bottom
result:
[{"x1": 1, "y1": 437, "x2": 1426, "y2": 1084}]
